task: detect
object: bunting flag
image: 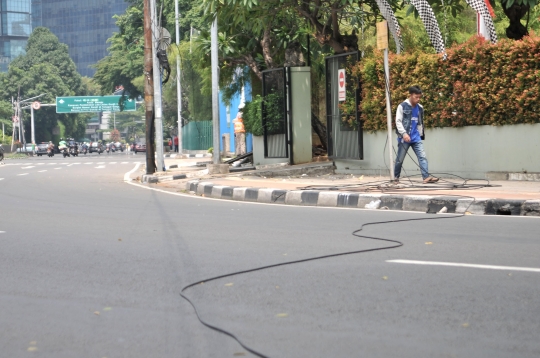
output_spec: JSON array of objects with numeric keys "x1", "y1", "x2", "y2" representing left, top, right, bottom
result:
[
  {"x1": 464, "y1": 0, "x2": 498, "y2": 43},
  {"x1": 409, "y1": 0, "x2": 446, "y2": 55},
  {"x1": 375, "y1": 0, "x2": 404, "y2": 54}
]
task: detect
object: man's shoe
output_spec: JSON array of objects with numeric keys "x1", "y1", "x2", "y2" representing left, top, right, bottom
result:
[{"x1": 423, "y1": 176, "x2": 439, "y2": 184}]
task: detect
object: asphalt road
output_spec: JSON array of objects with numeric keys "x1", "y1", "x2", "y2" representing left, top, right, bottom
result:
[{"x1": 1, "y1": 153, "x2": 539, "y2": 358}]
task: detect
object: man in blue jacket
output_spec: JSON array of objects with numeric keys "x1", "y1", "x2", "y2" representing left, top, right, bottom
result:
[{"x1": 394, "y1": 86, "x2": 438, "y2": 184}]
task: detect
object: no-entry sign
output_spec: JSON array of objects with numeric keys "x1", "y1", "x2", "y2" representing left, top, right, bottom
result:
[
  {"x1": 32, "y1": 101, "x2": 41, "y2": 110},
  {"x1": 338, "y1": 69, "x2": 346, "y2": 102}
]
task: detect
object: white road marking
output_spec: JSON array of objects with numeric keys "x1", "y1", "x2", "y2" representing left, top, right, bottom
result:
[
  {"x1": 124, "y1": 163, "x2": 141, "y2": 182},
  {"x1": 84, "y1": 162, "x2": 93, "y2": 165},
  {"x1": 48, "y1": 163, "x2": 57, "y2": 165},
  {"x1": 97, "y1": 162, "x2": 105, "y2": 164},
  {"x1": 110, "y1": 162, "x2": 117, "y2": 164},
  {"x1": 95, "y1": 166, "x2": 106, "y2": 169},
  {"x1": 38, "y1": 170, "x2": 47, "y2": 173},
  {"x1": 121, "y1": 162, "x2": 128, "y2": 164},
  {"x1": 17, "y1": 173, "x2": 29, "y2": 176},
  {"x1": 21, "y1": 166, "x2": 35, "y2": 169},
  {"x1": 0, "y1": 178, "x2": 4, "y2": 181},
  {"x1": 0, "y1": 231, "x2": 5, "y2": 233},
  {"x1": 54, "y1": 168, "x2": 61, "y2": 170},
  {"x1": 37, "y1": 163, "x2": 45, "y2": 165},
  {"x1": 387, "y1": 260, "x2": 540, "y2": 273}
]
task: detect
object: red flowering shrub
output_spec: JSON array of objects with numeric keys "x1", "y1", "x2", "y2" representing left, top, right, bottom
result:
[{"x1": 353, "y1": 35, "x2": 540, "y2": 132}]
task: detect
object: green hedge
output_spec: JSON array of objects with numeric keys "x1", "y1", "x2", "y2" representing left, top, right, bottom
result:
[{"x1": 353, "y1": 36, "x2": 540, "y2": 132}]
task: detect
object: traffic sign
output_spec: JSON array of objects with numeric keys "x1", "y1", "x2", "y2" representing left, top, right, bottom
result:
[
  {"x1": 56, "y1": 96, "x2": 136, "y2": 113},
  {"x1": 338, "y1": 69, "x2": 346, "y2": 102},
  {"x1": 32, "y1": 101, "x2": 41, "y2": 110}
]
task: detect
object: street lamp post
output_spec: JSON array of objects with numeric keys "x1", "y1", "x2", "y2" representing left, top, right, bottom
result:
[
  {"x1": 175, "y1": 0, "x2": 183, "y2": 155},
  {"x1": 211, "y1": 17, "x2": 220, "y2": 165},
  {"x1": 19, "y1": 93, "x2": 46, "y2": 147}
]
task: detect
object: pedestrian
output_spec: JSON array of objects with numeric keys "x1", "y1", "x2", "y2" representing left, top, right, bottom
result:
[
  {"x1": 233, "y1": 112, "x2": 246, "y2": 155},
  {"x1": 394, "y1": 85, "x2": 438, "y2": 184},
  {"x1": 173, "y1": 136, "x2": 179, "y2": 152},
  {"x1": 168, "y1": 138, "x2": 173, "y2": 152}
]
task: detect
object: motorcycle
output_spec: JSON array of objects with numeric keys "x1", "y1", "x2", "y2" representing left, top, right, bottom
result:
[
  {"x1": 47, "y1": 145, "x2": 55, "y2": 157},
  {"x1": 61, "y1": 148, "x2": 70, "y2": 158},
  {"x1": 69, "y1": 145, "x2": 78, "y2": 157},
  {"x1": 80, "y1": 144, "x2": 88, "y2": 155}
]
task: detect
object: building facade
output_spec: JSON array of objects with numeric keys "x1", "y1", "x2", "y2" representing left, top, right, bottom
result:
[
  {"x1": 0, "y1": 0, "x2": 32, "y2": 72},
  {"x1": 32, "y1": 0, "x2": 127, "y2": 77}
]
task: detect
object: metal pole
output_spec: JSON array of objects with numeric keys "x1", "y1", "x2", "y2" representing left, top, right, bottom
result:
[
  {"x1": 113, "y1": 112, "x2": 116, "y2": 130},
  {"x1": 175, "y1": 0, "x2": 183, "y2": 154},
  {"x1": 143, "y1": 0, "x2": 156, "y2": 174},
  {"x1": 150, "y1": 0, "x2": 165, "y2": 171},
  {"x1": 31, "y1": 106, "x2": 35, "y2": 144},
  {"x1": 17, "y1": 101, "x2": 22, "y2": 145},
  {"x1": 211, "y1": 17, "x2": 220, "y2": 164},
  {"x1": 383, "y1": 48, "x2": 395, "y2": 180}
]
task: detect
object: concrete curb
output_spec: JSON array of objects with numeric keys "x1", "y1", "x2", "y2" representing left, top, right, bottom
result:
[
  {"x1": 164, "y1": 153, "x2": 211, "y2": 159},
  {"x1": 184, "y1": 180, "x2": 540, "y2": 216},
  {"x1": 142, "y1": 173, "x2": 186, "y2": 184}
]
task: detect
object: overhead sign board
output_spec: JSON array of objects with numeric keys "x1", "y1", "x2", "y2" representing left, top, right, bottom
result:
[
  {"x1": 56, "y1": 96, "x2": 136, "y2": 113},
  {"x1": 338, "y1": 69, "x2": 346, "y2": 102}
]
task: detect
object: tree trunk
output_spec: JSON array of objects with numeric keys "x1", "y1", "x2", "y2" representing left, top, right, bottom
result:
[{"x1": 311, "y1": 112, "x2": 327, "y2": 151}]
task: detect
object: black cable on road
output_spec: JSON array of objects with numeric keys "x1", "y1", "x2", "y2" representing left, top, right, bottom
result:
[{"x1": 179, "y1": 208, "x2": 471, "y2": 358}]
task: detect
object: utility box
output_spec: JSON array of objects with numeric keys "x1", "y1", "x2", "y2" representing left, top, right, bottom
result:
[{"x1": 289, "y1": 67, "x2": 312, "y2": 165}]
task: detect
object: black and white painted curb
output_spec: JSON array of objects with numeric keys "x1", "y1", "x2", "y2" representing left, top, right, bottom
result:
[
  {"x1": 142, "y1": 173, "x2": 187, "y2": 183},
  {"x1": 164, "y1": 153, "x2": 211, "y2": 158},
  {"x1": 185, "y1": 180, "x2": 540, "y2": 216}
]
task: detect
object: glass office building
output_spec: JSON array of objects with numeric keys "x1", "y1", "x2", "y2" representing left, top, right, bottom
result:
[
  {"x1": 0, "y1": 0, "x2": 32, "y2": 72},
  {"x1": 32, "y1": 0, "x2": 128, "y2": 77}
]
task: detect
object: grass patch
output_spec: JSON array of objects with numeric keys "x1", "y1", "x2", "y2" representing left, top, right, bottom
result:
[{"x1": 4, "y1": 153, "x2": 30, "y2": 160}]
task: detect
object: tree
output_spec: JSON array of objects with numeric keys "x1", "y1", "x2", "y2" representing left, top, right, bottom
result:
[{"x1": 0, "y1": 28, "x2": 89, "y2": 142}]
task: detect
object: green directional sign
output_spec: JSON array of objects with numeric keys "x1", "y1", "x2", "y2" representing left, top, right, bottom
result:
[{"x1": 56, "y1": 96, "x2": 136, "y2": 113}]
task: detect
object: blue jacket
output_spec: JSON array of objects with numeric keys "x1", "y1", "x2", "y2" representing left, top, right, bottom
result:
[{"x1": 395, "y1": 99, "x2": 425, "y2": 140}]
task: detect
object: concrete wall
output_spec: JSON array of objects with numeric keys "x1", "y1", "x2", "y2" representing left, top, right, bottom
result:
[{"x1": 335, "y1": 123, "x2": 540, "y2": 179}]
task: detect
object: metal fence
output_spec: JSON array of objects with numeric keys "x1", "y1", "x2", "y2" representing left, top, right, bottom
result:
[
  {"x1": 325, "y1": 52, "x2": 363, "y2": 160},
  {"x1": 182, "y1": 120, "x2": 213, "y2": 150},
  {"x1": 262, "y1": 68, "x2": 290, "y2": 159}
]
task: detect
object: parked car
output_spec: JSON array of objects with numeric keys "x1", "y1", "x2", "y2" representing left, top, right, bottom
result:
[
  {"x1": 133, "y1": 142, "x2": 146, "y2": 153},
  {"x1": 36, "y1": 142, "x2": 49, "y2": 156},
  {"x1": 89, "y1": 142, "x2": 103, "y2": 154}
]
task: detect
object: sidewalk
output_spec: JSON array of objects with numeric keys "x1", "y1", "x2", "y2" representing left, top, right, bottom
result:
[{"x1": 140, "y1": 159, "x2": 540, "y2": 216}]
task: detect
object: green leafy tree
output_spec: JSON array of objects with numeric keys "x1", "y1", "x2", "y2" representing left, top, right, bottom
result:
[{"x1": 0, "y1": 28, "x2": 89, "y2": 142}]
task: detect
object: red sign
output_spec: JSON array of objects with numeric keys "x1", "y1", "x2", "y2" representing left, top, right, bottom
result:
[
  {"x1": 338, "y1": 69, "x2": 346, "y2": 102},
  {"x1": 12, "y1": 116, "x2": 18, "y2": 123},
  {"x1": 32, "y1": 101, "x2": 41, "y2": 110}
]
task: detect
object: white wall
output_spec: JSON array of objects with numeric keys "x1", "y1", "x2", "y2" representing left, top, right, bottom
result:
[{"x1": 335, "y1": 123, "x2": 540, "y2": 179}]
